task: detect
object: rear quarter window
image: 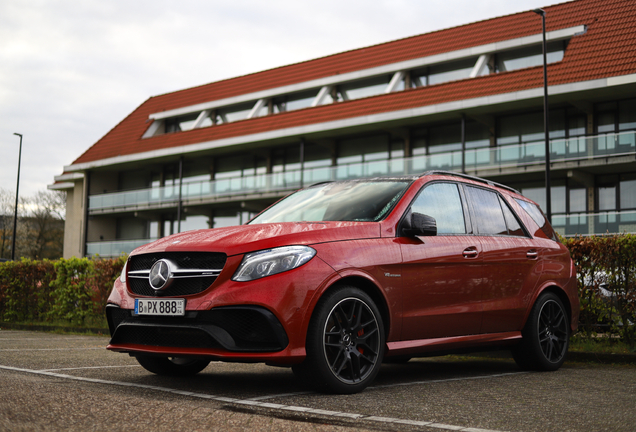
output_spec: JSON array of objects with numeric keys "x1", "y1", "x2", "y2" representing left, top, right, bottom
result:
[{"x1": 514, "y1": 198, "x2": 558, "y2": 241}]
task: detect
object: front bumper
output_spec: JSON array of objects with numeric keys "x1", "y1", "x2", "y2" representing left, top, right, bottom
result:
[
  {"x1": 106, "y1": 252, "x2": 339, "y2": 363},
  {"x1": 107, "y1": 304, "x2": 289, "y2": 353}
]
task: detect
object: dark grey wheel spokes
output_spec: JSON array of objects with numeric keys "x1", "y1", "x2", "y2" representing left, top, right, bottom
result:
[
  {"x1": 538, "y1": 299, "x2": 568, "y2": 363},
  {"x1": 323, "y1": 297, "x2": 381, "y2": 384}
]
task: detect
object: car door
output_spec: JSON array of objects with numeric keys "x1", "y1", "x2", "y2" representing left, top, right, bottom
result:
[
  {"x1": 398, "y1": 182, "x2": 484, "y2": 341},
  {"x1": 463, "y1": 185, "x2": 543, "y2": 333}
]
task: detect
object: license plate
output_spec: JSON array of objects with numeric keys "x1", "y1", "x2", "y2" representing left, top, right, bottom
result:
[{"x1": 134, "y1": 299, "x2": 185, "y2": 316}]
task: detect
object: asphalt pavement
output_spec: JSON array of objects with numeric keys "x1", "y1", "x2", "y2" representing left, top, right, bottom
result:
[{"x1": 1, "y1": 330, "x2": 634, "y2": 432}]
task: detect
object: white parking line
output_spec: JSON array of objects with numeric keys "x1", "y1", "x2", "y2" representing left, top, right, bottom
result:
[
  {"x1": 0, "y1": 347, "x2": 103, "y2": 351},
  {"x1": 371, "y1": 371, "x2": 528, "y2": 390},
  {"x1": 0, "y1": 338, "x2": 98, "y2": 341},
  {"x1": 0, "y1": 364, "x2": 508, "y2": 432},
  {"x1": 38, "y1": 365, "x2": 140, "y2": 372}
]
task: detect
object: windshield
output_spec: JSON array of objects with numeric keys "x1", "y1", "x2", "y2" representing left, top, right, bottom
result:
[{"x1": 249, "y1": 180, "x2": 411, "y2": 224}]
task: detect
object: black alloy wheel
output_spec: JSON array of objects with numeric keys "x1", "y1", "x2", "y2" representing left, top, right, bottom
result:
[
  {"x1": 513, "y1": 291, "x2": 569, "y2": 371},
  {"x1": 294, "y1": 286, "x2": 385, "y2": 394}
]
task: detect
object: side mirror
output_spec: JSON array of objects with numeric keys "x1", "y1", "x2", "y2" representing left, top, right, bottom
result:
[{"x1": 402, "y1": 212, "x2": 437, "y2": 237}]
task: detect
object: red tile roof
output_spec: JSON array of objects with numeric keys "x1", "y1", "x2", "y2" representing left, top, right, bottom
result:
[{"x1": 71, "y1": 0, "x2": 636, "y2": 166}]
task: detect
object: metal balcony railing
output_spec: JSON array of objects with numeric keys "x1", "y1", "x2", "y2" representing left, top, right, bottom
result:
[{"x1": 88, "y1": 131, "x2": 636, "y2": 212}]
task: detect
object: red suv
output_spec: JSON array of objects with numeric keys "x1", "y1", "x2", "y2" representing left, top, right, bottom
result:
[{"x1": 106, "y1": 171, "x2": 579, "y2": 394}]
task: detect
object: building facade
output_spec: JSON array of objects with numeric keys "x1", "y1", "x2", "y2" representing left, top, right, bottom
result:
[{"x1": 51, "y1": 0, "x2": 636, "y2": 258}]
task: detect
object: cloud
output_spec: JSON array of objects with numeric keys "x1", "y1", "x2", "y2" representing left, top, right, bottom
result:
[{"x1": 0, "y1": 0, "x2": 557, "y2": 198}]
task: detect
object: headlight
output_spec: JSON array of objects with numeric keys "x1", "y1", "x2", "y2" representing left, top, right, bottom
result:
[
  {"x1": 119, "y1": 260, "x2": 128, "y2": 283},
  {"x1": 232, "y1": 246, "x2": 316, "y2": 282}
]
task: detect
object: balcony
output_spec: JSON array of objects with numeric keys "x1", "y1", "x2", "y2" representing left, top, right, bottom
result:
[
  {"x1": 88, "y1": 131, "x2": 636, "y2": 213},
  {"x1": 552, "y1": 210, "x2": 636, "y2": 237}
]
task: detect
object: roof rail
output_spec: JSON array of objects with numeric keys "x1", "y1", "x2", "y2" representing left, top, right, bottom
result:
[{"x1": 421, "y1": 170, "x2": 520, "y2": 194}]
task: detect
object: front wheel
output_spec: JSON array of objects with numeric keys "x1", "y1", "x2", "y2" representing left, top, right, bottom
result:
[
  {"x1": 136, "y1": 356, "x2": 210, "y2": 376},
  {"x1": 512, "y1": 292, "x2": 570, "y2": 371},
  {"x1": 294, "y1": 286, "x2": 385, "y2": 394}
]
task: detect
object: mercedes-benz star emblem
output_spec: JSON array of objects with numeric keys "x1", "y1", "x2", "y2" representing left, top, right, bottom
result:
[{"x1": 149, "y1": 259, "x2": 174, "y2": 291}]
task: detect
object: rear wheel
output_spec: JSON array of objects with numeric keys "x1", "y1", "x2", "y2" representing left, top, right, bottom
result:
[
  {"x1": 512, "y1": 292, "x2": 569, "y2": 371},
  {"x1": 293, "y1": 286, "x2": 385, "y2": 394},
  {"x1": 136, "y1": 356, "x2": 210, "y2": 376}
]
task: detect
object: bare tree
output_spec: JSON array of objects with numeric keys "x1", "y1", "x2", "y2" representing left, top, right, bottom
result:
[
  {"x1": 0, "y1": 188, "x2": 66, "y2": 260},
  {"x1": 24, "y1": 190, "x2": 66, "y2": 259},
  {"x1": 0, "y1": 188, "x2": 19, "y2": 260}
]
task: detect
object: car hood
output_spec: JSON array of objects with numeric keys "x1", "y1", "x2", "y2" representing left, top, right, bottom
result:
[{"x1": 131, "y1": 222, "x2": 381, "y2": 257}]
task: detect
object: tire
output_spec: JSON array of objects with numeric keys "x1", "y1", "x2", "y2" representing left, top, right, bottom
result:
[
  {"x1": 293, "y1": 286, "x2": 385, "y2": 394},
  {"x1": 136, "y1": 356, "x2": 210, "y2": 376},
  {"x1": 512, "y1": 292, "x2": 570, "y2": 371}
]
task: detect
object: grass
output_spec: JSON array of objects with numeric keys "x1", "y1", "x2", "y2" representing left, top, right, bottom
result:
[
  {"x1": 569, "y1": 334, "x2": 634, "y2": 355},
  {"x1": 1, "y1": 318, "x2": 109, "y2": 336}
]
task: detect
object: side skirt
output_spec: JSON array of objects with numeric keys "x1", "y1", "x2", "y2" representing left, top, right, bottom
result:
[{"x1": 385, "y1": 331, "x2": 521, "y2": 358}]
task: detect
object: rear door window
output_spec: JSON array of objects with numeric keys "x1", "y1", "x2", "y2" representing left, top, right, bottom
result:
[
  {"x1": 465, "y1": 186, "x2": 527, "y2": 236},
  {"x1": 465, "y1": 186, "x2": 508, "y2": 235}
]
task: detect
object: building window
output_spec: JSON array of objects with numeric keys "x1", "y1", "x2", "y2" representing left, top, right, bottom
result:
[
  {"x1": 410, "y1": 58, "x2": 478, "y2": 88},
  {"x1": 495, "y1": 41, "x2": 566, "y2": 73},
  {"x1": 165, "y1": 113, "x2": 199, "y2": 133},
  {"x1": 620, "y1": 176, "x2": 636, "y2": 210},
  {"x1": 619, "y1": 99, "x2": 636, "y2": 131},
  {"x1": 339, "y1": 76, "x2": 392, "y2": 101},
  {"x1": 569, "y1": 188, "x2": 587, "y2": 213},
  {"x1": 217, "y1": 102, "x2": 254, "y2": 124},
  {"x1": 273, "y1": 89, "x2": 318, "y2": 113}
]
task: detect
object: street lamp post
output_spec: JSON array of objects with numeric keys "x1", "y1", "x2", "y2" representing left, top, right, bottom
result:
[
  {"x1": 11, "y1": 133, "x2": 23, "y2": 261},
  {"x1": 533, "y1": 8, "x2": 551, "y2": 222}
]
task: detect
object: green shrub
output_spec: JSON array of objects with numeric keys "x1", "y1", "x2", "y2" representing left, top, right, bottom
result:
[
  {"x1": 0, "y1": 256, "x2": 125, "y2": 326},
  {"x1": 564, "y1": 234, "x2": 636, "y2": 348}
]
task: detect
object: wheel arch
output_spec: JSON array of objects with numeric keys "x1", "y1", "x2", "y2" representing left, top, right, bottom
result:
[
  {"x1": 530, "y1": 284, "x2": 574, "y2": 330},
  {"x1": 312, "y1": 275, "x2": 391, "y2": 341}
]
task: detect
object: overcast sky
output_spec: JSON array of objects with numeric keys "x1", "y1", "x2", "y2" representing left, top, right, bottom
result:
[{"x1": 0, "y1": 0, "x2": 564, "y2": 198}]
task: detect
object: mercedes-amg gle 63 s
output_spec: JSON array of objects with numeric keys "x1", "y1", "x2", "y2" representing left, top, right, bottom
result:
[{"x1": 106, "y1": 171, "x2": 579, "y2": 394}]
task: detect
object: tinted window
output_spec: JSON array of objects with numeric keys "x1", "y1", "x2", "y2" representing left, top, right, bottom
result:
[
  {"x1": 466, "y1": 186, "x2": 508, "y2": 235},
  {"x1": 411, "y1": 183, "x2": 466, "y2": 234},
  {"x1": 499, "y1": 196, "x2": 525, "y2": 236},
  {"x1": 514, "y1": 198, "x2": 558, "y2": 241}
]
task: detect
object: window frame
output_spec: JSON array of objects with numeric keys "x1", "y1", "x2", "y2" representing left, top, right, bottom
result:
[
  {"x1": 398, "y1": 180, "x2": 473, "y2": 236},
  {"x1": 462, "y1": 184, "x2": 531, "y2": 238}
]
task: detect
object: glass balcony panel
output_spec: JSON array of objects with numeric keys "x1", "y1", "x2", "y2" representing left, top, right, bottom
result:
[
  {"x1": 86, "y1": 238, "x2": 156, "y2": 257},
  {"x1": 87, "y1": 132, "x2": 636, "y2": 212},
  {"x1": 366, "y1": 160, "x2": 388, "y2": 176},
  {"x1": 390, "y1": 159, "x2": 405, "y2": 175},
  {"x1": 552, "y1": 211, "x2": 636, "y2": 237}
]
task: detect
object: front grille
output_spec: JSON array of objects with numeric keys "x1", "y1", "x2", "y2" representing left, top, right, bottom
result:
[
  {"x1": 127, "y1": 252, "x2": 227, "y2": 297},
  {"x1": 129, "y1": 277, "x2": 217, "y2": 297},
  {"x1": 129, "y1": 252, "x2": 226, "y2": 272}
]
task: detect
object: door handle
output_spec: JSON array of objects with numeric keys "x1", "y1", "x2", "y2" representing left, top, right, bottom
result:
[
  {"x1": 527, "y1": 250, "x2": 539, "y2": 259},
  {"x1": 463, "y1": 248, "x2": 479, "y2": 258}
]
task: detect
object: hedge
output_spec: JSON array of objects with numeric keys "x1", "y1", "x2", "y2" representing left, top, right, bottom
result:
[
  {"x1": 0, "y1": 236, "x2": 634, "y2": 347},
  {"x1": 0, "y1": 256, "x2": 125, "y2": 326},
  {"x1": 563, "y1": 235, "x2": 636, "y2": 347}
]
